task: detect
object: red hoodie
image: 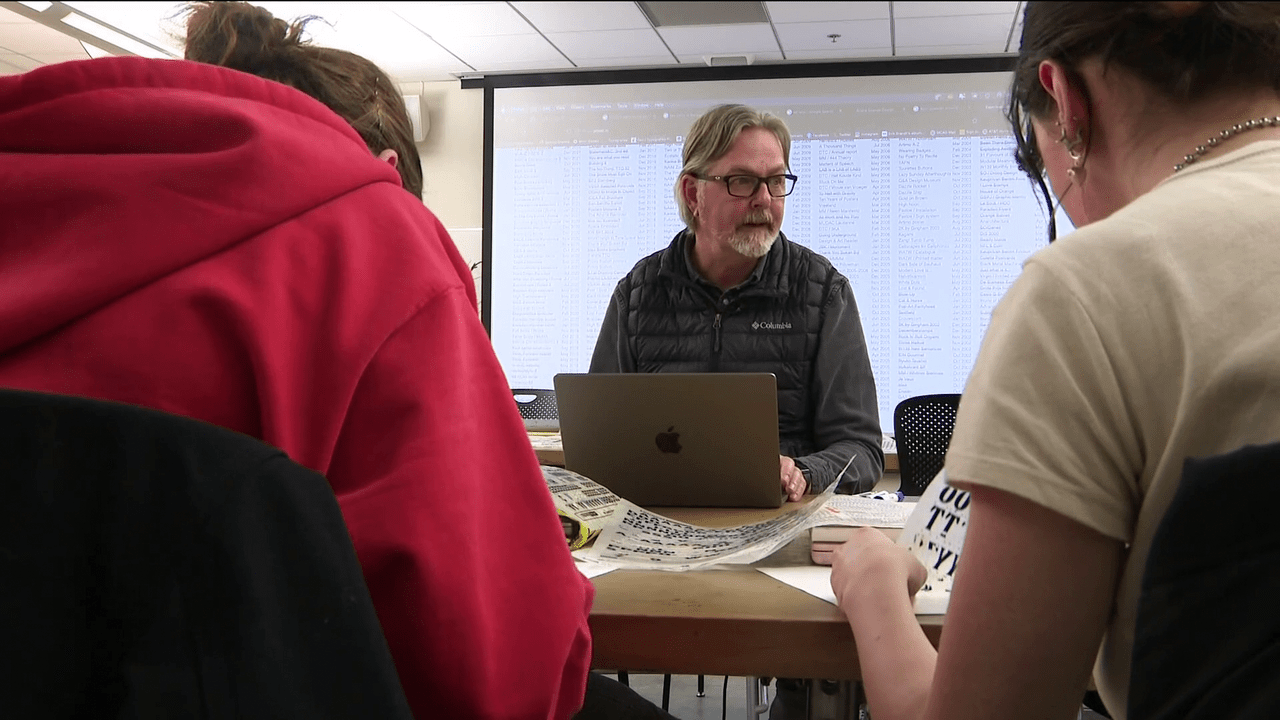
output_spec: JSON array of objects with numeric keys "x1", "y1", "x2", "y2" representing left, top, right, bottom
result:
[{"x1": 0, "y1": 57, "x2": 592, "y2": 719}]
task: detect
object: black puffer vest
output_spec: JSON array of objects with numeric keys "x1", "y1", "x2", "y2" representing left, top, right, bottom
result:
[{"x1": 621, "y1": 230, "x2": 839, "y2": 455}]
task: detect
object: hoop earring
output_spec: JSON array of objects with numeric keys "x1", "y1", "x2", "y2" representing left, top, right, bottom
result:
[
  {"x1": 1057, "y1": 126, "x2": 1084, "y2": 155},
  {"x1": 1058, "y1": 126, "x2": 1087, "y2": 184}
]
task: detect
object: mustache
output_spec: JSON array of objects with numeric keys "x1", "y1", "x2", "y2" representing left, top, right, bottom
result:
[{"x1": 742, "y1": 210, "x2": 773, "y2": 225}]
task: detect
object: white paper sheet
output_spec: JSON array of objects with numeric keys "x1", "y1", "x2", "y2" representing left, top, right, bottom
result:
[
  {"x1": 575, "y1": 561, "x2": 617, "y2": 579},
  {"x1": 757, "y1": 566, "x2": 949, "y2": 615}
]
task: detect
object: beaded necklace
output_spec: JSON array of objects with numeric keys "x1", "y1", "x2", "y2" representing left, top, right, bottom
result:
[{"x1": 1173, "y1": 116, "x2": 1280, "y2": 172}]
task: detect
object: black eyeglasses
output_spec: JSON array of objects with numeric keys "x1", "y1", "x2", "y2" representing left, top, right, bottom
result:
[{"x1": 698, "y1": 173, "x2": 798, "y2": 198}]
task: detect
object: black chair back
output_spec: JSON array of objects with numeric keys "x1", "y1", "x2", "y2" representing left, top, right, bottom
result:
[
  {"x1": 513, "y1": 388, "x2": 559, "y2": 431},
  {"x1": 892, "y1": 393, "x2": 961, "y2": 496},
  {"x1": 1127, "y1": 441, "x2": 1280, "y2": 720},
  {"x1": 0, "y1": 390, "x2": 414, "y2": 720}
]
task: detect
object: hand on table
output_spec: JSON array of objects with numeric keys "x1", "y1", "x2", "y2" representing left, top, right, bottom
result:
[
  {"x1": 829, "y1": 526, "x2": 927, "y2": 617},
  {"x1": 779, "y1": 454, "x2": 807, "y2": 502}
]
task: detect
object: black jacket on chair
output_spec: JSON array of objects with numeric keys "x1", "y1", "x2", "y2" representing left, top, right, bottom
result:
[
  {"x1": 1127, "y1": 441, "x2": 1280, "y2": 720},
  {"x1": 0, "y1": 390, "x2": 414, "y2": 720}
]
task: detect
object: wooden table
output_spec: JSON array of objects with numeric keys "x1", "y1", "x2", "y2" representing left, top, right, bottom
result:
[{"x1": 586, "y1": 504, "x2": 942, "y2": 681}]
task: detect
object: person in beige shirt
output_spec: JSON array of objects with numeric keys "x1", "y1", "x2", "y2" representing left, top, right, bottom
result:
[{"x1": 828, "y1": 3, "x2": 1280, "y2": 719}]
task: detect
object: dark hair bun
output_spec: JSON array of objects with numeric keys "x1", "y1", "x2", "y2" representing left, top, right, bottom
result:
[{"x1": 184, "y1": 1, "x2": 309, "y2": 74}]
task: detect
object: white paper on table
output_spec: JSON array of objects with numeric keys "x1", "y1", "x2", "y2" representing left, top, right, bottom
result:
[
  {"x1": 756, "y1": 566, "x2": 949, "y2": 615},
  {"x1": 758, "y1": 566, "x2": 837, "y2": 604},
  {"x1": 574, "y1": 561, "x2": 617, "y2": 579}
]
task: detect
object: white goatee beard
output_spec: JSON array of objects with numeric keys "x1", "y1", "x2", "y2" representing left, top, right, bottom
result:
[
  {"x1": 729, "y1": 229, "x2": 777, "y2": 258},
  {"x1": 729, "y1": 210, "x2": 778, "y2": 258}
]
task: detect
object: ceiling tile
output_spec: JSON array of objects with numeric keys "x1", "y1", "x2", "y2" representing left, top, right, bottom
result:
[
  {"x1": 389, "y1": 1, "x2": 535, "y2": 38},
  {"x1": 0, "y1": 52, "x2": 40, "y2": 71},
  {"x1": 774, "y1": 19, "x2": 890, "y2": 52},
  {"x1": 545, "y1": 28, "x2": 670, "y2": 60},
  {"x1": 0, "y1": 19, "x2": 85, "y2": 54},
  {"x1": 470, "y1": 56, "x2": 576, "y2": 73},
  {"x1": 766, "y1": 1, "x2": 889, "y2": 22},
  {"x1": 1, "y1": 5, "x2": 32, "y2": 22},
  {"x1": 572, "y1": 55, "x2": 678, "y2": 69},
  {"x1": 281, "y1": 6, "x2": 474, "y2": 81},
  {"x1": 439, "y1": 32, "x2": 567, "y2": 67},
  {"x1": 672, "y1": 50, "x2": 784, "y2": 65},
  {"x1": 641, "y1": 1, "x2": 768, "y2": 27},
  {"x1": 23, "y1": 51, "x2": 91, "y2": 64},
  {"x1": 0, "y1": 1, "x2": 1030, "y2": 82},
  {"x1": 891, "y1": 1, "x2": 1020, "y2": 18},
  {"x1": 895, "y1": 14, "x2": 1011, "y2": 47},
  {"x1": 658, "y1": 23, "x2": 780, "y2": 56},
  {"x1": 784, "y1": 47, "x2": 895, "y2": 61},
  {"x1": 512, "y1": 1, "x2": 651, "y2": 32},
  {"x1": 895, "y1": 43, "x2": 1010, "y2": 58}
]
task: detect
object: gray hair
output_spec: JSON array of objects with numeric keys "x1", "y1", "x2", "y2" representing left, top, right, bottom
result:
[{"x1": 674, "y1": 104, "x2": 792, "y2": 231}]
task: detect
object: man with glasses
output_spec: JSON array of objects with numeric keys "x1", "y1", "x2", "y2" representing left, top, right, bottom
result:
[{"x1": 590, "y1": 103, "x2": 883, "y2": 504}]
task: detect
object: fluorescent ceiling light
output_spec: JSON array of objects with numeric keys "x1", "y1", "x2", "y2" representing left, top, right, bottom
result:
[
  {"x1": 61, "y1": 11, "x2": 176, "y2": 58},
  {"x1": 19, "y1": 1, "x2": 54, "y2": 11},
  {"x1": 62, "y1": 2, "x2": 189, "y2": 57}
]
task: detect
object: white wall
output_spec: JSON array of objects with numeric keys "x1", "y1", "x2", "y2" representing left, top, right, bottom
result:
[{"x1": 397, "y1": 79, "x2": 486, "y2": 304}]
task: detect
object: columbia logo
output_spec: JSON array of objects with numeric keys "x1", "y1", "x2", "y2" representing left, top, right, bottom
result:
[{"x1": 752, "y1": 321, "x2": 793, "y2": 330}]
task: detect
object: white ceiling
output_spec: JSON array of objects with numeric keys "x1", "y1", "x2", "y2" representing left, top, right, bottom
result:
[{"x1": 1, "y1": 1, "x2": 1023, "y2": 82}]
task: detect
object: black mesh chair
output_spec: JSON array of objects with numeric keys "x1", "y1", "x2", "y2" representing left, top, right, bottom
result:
[
  {"x1": 512, "y1": 388, "x2": 559, "y2": 431},
  {"x1": 892, "y1": 393, "x2": 962, "y2": 497}
]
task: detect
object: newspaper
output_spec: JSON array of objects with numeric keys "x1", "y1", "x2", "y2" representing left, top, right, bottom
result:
[
  {"x1": 542, "y1": 465, "x2": 625, "y2": 550},
  {"x1": 576, "y1": 482, "x2": 838, "y2": 572},
  {"x1": 558, "y1": 456, "x2": 862, "y2": 571}
]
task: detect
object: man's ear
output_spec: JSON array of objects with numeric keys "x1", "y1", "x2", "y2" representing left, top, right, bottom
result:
[
  {"x1": 377, "y1": 148, "x2": 399, "y2": 169},
  {"x1": 680, "y1": 174, "x2": 699, "y2": 216}
]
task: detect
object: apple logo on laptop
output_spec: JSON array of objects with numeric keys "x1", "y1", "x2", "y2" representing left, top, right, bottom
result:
[{"x1": 655, "y1": 426, "x2": 682, "y2": 453}]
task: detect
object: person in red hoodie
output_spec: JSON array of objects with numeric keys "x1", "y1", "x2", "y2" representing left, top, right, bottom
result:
[{"x1": 0, "y1": 1, "x2": 675, "y2": 717}]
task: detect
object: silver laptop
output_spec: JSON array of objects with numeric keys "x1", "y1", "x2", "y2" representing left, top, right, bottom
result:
[{"x1": 553, "y1": 373, "x2": 783, "y2": 508}]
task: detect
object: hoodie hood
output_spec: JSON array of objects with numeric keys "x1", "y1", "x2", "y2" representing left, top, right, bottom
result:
[{"x1": 0, "y1": 56, "x2": 401, "y2": 354}]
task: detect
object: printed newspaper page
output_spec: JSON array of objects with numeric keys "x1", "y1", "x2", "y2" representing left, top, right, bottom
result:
[
  {"x1": 546, "y1": 455, "x2": 928, "y2": 572},
  {"x1": 542, "y1": 466, "x2": 625, "y2": 550},
  {"x1": 576, "y1": 483, "x2": 838, "y2": 571}
]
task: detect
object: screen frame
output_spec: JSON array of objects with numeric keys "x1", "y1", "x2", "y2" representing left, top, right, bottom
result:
[{"x1": 465, "y1": 55, "x2": 1019, "y2": 333}]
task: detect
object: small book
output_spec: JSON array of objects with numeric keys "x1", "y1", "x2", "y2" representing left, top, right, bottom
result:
[{"x1": 810, "y1": 492, "x2": 915, "y2": 563}]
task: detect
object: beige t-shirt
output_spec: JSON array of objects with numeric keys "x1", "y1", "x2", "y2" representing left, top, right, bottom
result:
[{"x1": 945, "y1": 140, "x2": 1280, "y2": 720}]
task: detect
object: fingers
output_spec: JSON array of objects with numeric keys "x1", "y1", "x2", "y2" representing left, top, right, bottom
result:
[
  {"x1": 780, "y1": 467, "x2": 805, "y2": 501},
  {"x1": 778, "y1": 456, "x2": 806, "y2": 501},
  {"x1": 831, "y1": 528, "x2": 927, "y2": 598}
]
